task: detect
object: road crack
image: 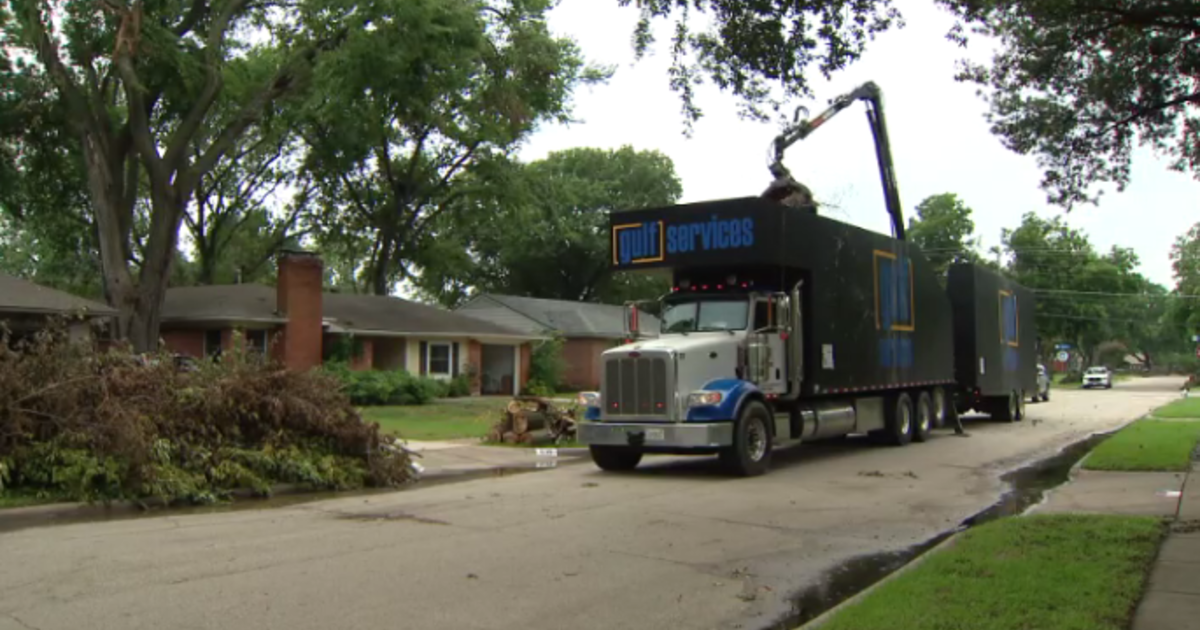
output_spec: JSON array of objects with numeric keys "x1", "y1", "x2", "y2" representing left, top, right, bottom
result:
[{"x1": 5, "y1": 612, "x2": 41, "y2": 630}]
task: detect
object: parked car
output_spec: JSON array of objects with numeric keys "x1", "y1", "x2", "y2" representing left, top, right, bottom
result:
[
  {"x1": 1033, "y1": 363, "x2": 1050, "y2": 402},
  {"x1": 1082, "y1": 366, "x2": 1113, "y2": 389}
]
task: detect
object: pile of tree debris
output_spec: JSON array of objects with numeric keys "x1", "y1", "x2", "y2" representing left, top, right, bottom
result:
[{"x1": 486, "y1": 396, "x2": 578, "y2": 445}]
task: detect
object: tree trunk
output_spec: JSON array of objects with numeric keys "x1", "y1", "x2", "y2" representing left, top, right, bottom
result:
[
  {"x1": 126, "y1": 186, "x2": 188, "y2": 353},
  {"x1": 82, "y1": 131, "x2": 140, "y2": 347}
]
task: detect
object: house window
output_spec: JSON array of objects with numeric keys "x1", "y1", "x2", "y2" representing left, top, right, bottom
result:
[
  {"x1": 204, "y1": 330, "x2": 223, "y2": 357},
  {"x1": 245, "y1": 329, "x2": 268, "y2": 355},
  {"x1": 427, "y1": 342, "x2": 452, "y2": 376}
]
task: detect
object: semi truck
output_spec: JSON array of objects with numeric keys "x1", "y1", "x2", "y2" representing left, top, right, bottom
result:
[{"x1": 576, "y1": 81, "x2": 1039, "y2": 476}]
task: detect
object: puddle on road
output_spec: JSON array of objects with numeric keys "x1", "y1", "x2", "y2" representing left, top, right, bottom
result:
[{"x1": 763, "y1": 431, "x2": 1113, "y2": 630}]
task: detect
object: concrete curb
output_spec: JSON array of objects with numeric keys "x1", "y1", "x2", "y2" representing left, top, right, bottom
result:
[
  {"x1": 0, "y1": 453, "x2": 588, "y2": 534},
  {"x1": 795, "y1": 531, "x2": 965, "y2": 630}
]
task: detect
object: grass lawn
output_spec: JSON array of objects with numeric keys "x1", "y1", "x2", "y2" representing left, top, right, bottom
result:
[
  {"x1": 0, "y1": 490, "x2": 62, "y2": 509},
  {"x1": 1152, "y1": 397, "x2": 1200, "y2": 419},
  {"x1": 819, "y1": 514, "x2": 1164, "y2": 630},
  {"x1": 361, "y1": 399, "x2": 503, "y2": 441},
  {"x1": 1082, "y1": 418, "x2": 1200, "y2": 472}
]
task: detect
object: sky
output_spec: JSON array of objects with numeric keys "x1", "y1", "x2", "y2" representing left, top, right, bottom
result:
[{"x1": 514, "y1": 0, "x2": 1199, "y2": 290}]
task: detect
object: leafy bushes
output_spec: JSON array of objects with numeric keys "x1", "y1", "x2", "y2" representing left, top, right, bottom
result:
[
  {"x1": 0, "y1": 321, "x2": 414, "y2": 506},
  {"x1": 323, "y1": 364, "x2": 474, "y2": 405},
  {"x1": 523, "y1": 336, "x2": 565, "y2": 396}
]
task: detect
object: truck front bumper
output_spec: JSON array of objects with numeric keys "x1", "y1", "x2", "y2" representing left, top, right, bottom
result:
[{"x1": 578, "y1": 421, "x2": 733, "y2": 449}]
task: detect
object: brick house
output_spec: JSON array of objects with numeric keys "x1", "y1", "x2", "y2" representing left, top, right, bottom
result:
[
  {"x1": 454, "y1": 293, "x2": 661, "y2": 391},
  {"x1": 159, "y1": 251, "x2": 542, "y2": 396},
  {"x1": 0, "y1": 272, "x2": 117, "y2": 344}
]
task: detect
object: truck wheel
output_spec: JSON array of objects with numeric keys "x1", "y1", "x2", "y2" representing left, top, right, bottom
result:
[
  {"x1": 589, "y1": 446, "x2": 643, "y2": 472},
  {"x1": 912, "y1": 391, "x2": 933, "y2": 443},
  {"x1": 884, "y1": 392, "x2": 914, "y2": 446},
  {"x1": 994, "y1": 391, "x2": 1018, "y2": 423},
  {"x1": 719, "y1": 400, "x2": 773, "y2": 477}
]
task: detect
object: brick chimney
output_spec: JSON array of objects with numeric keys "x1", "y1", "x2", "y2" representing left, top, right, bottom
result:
[{"x1": 276, "y1": 249, "x2": 324, "y2": 370}]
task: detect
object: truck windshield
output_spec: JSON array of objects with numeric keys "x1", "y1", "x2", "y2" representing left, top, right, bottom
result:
[{"x1": 660, "y1": 299, "x2": 748, "y2": 333}]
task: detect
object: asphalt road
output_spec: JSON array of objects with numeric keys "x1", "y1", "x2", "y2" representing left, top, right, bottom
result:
[{"x1": 0, "y1": 376, "x2": 1185, "y2": 630}]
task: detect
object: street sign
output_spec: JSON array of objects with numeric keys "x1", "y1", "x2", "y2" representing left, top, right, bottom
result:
[
  {"x1": 1056, "y1": 351, "x2": 1070, "y2": 362},
  {"x1": 1055, "y1": 343, "x2": 1073, "y2": 350}
]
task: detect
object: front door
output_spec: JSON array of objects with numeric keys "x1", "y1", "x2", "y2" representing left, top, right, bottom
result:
[{"x1": 751, "y1": 297, "x2": 788, "y2": 395}]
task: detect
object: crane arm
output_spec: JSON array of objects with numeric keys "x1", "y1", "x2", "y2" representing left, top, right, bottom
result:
[{"x1": 766, "y1": 81, "x2": 907, "y2": 241}]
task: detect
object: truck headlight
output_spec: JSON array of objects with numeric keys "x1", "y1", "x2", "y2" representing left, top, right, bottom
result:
[{"x1": 687, "y1": 391, "x2": 723, "y2": 407}]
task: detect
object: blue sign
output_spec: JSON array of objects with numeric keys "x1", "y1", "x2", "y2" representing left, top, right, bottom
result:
[
  {"x1": 612, "y1": 215, "x2": 755, "y2": 266},
  {"x1": 874, "y1": 250, "x2": 915, "y2": 369},
  {"x1": 874, "y1": 251, "x2": 914, "y2": 332},
  {"x1": 1000, "y1": 290, "x2": 1020, "y2": 372}
]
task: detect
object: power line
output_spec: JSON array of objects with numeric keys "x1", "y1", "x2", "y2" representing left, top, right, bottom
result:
[{"x1": 1031, "y1": 288, "x2": 1200, "y2": 300}]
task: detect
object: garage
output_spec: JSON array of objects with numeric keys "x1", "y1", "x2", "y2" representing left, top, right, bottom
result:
[{"x1": 480, "y1": 344, "x2": 517, "y2": 395}]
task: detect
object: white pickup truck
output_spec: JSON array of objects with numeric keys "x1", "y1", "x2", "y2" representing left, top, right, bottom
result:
[{"x1": 1082, "y1": 366, "x2": 1113, "y2": 389}]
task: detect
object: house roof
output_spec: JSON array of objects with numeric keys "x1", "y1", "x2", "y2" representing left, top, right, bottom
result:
[
  {"x1": 0, "y1": 273, "x2": 117, "y2": 317},
  {"x1": 458, "y1": 293, "x2": 660, "y2": 339},
  {"x1": 162, "y1": 284, "x2": 285, "y2": 323},
  {"x1": 321, "y1": 292, "x2": 540, "y2": 338},
  {"x1": 161, "y1": 284, "x2": 540, "y2": 339}
]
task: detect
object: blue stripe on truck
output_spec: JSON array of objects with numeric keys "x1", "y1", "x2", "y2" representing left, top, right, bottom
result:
[{"x1": 685, "y1": 378, "x2": 760, "y2": 422}]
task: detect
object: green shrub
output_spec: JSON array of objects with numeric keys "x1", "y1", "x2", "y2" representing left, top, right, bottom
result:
[
  {"x1": 0, "y1": 319, "x2": 414, "y2": 506},
  {"x1": 529, "y1": 336, "x2": 566, "y2": 392},
  {"x1": 446, "y1": 374, "x2": 472, "y2": 398},
  {"x1": 323, "y1": 364, "x2": 446, "y2": 406},
  {"x1": 521, "y1": 378, "x2": 555, "y2": 398}
]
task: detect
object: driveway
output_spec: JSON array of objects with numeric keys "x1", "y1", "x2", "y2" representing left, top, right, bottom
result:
[{"x1": 0, "y1": 376, "x2": 1184, "y2": 630}]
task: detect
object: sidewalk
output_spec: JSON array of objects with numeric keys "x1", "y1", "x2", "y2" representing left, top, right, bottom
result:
[
  {"x1": 1032, "y1": 460, "x2": 1200, "y2": 630},
  {"x1": 402, "y1": 439, "x2": 589, "y2": 476}
]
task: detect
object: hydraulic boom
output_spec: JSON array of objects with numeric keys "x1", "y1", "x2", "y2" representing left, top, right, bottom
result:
[{"x1": 765, "y1": 81, "x2": 907, "y2": 241}]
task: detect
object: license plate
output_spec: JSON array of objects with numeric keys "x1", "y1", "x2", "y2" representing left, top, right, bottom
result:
[{"x1": 645, "y1": 428, "x2": 665, "y2": 441}]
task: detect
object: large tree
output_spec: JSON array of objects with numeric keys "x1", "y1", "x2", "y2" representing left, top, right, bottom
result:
[
  {"x1": 943, "y1": 0, "x2": 1199, "y2": 208},
  {"x1": 617, "y1": 0, "x2": 903, "y2": 127},
  {"x1": 0, "y1": 0, "x2": 388, "y2": 350},
  {"x1": 415, "y1": 145, "x2": 683, "y2": 308},
  {"x1": 299, "y1": 0, "x2": 608, "y2": 295},
  {"x1": 1002, "y1": 212, "x2": 1167, "y2": 364},
  {"x1": 906, "y1": 192, "x2": 982, "y2": 281},
  {"x1": 1170, "y1": 222, "x2": 1200, "y2": 334}
]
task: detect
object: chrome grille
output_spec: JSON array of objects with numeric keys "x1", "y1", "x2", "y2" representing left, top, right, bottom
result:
[{"x1": 602, "y1": 355, "x2": 670, "y2": 418}]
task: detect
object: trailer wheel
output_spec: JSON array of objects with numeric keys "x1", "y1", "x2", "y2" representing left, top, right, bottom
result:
[
  {"x1": 719, "y1": 400, "x2": 773, "y2": 477},
  {"x1": 883, "y1": 393, "x2": 914, "y2": 446},
  {"x1": 931, "y1": 387, "x2": 947, "y2": 428},
  {"x1": 912, "y1": 391, "x2": 933, "y2": 442},
  {"x1": 589, "y1": 446, "x2": 643, "y2": 472}
]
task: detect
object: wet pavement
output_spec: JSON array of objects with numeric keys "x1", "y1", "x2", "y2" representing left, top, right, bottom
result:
[{"x1": 0, "y1": 377, "x2": 1184, "y2": 630}]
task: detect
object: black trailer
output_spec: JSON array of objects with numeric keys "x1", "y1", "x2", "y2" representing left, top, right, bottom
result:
[
  {"x1": 610, "y1": 195, "x2": 957, "y2": 400},
  {"x1": 947, "y1": 262, "x2": 1039, "y2": 421}
]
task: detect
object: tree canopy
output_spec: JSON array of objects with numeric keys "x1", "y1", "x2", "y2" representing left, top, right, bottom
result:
[
  {"x1": 942, "y1": 0, "x2": 1200, "y2": 208},
  {"x1": 907, "y1": 193, "x2": 981, "y2": 281},
  {"x1": 629, "y1": 0, "x2": 1197, "y2": 208},
  {"x1": 415, "y1": 145, "x2": 682, "y2": 308}
]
